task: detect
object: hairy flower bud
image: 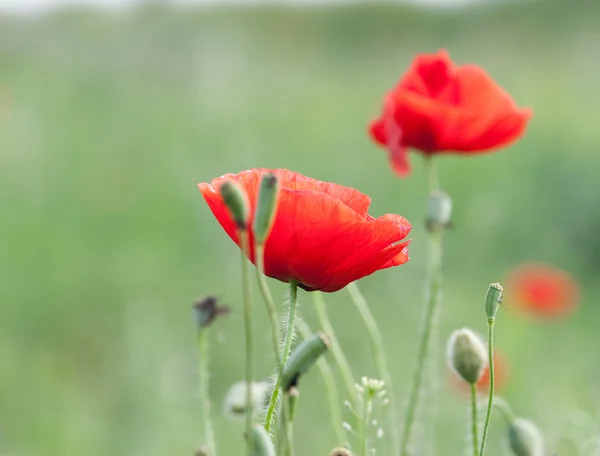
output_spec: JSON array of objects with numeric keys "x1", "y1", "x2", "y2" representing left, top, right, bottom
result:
[
  {"x1": 248, "y1": 425, "x2": 275, "y2": 456},
  {"x1": 253, "y1": 173, "x2": 279, "y2": 245},
  {"x1": 329, "y1": 448, "x2": 353, "y2": 456},
  {"x1": 426, "y1": 190, "x2": 452, "y2": 231},
  {"x1": 446, "y1": 328, "x2": 488, "y2": 384},
  {"x1": 281, "y1": 332, "x2": 330, "y2": 391},
  {"x1": 219, "y1": 180, "x2": 249, "y2": 230},
  {"x1": 508, "y1": 418, "x2": 544, "y2": 456},
  {"x1": 222, "y1": 381, "x2": 270, "y2": 420}
]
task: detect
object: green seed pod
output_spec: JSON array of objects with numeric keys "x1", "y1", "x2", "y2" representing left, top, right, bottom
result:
[
  {"x1": 253, "y1": 173, "x2": 279, "y2": 245},
  {"x1": 508, "y1": 418, "x2": 544, "y2": 456},
  {"x1": 248, "y1": 425, "x2": 276, "y2": 456},
  {"x1": 486, "y1": 282, "x2": 504, "y2": 320},
  {"x1": 426, "y1": 190, "x2": 452, "y2": 231},
  {"x1": 281, "y1": 332, "x2": 330, "y2": 391},
  {"x1": 219, "y1": 180, "x2": 249, "y2": 230},
  {"x1": 446, "y1": 328, "x2": 487, "y2": 384}
]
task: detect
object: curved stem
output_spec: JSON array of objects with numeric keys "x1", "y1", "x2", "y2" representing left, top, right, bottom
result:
[
  {"x1": 240, "y1": 231, "x2": 254, "y2": 453},
  {"x1": 297, "y1": 320, "x2": 347, "y2": 446},
  {"x1": 198, "y1": 330, "x2": 217, "y2": 456},
  {"x1": 479, "y1": 318, "x2": 495, "y2": 456},
  {"x1": 470, "y1": 383, "x2": 479, "y2": 456},
  {"x1": 264, "y1": 282, "x2": 299, "y2": 433},
  {"x1": 347, "y1": 282, "x2": 398, "y2": 453},
  {"x1": 255, "y1": 245, "x2": 282, "y2": 382},
  {"x1": 313, "y1": 291, "x2": 358, "y2": 409},
  {"x1": 400, "y1": 157, "x2": 444, "y2": 456}
]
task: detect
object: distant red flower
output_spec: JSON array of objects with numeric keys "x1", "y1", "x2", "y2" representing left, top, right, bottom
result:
[
  {"x1": 449, "y1": 350, "x2": 509, "y2": 394},
  {"x1": 199, "y1": 169, "x2": 411, "y2": 293},
  {"x1": 506, "y1": 263, "x2": 580, "y2": 319},
  {"x1": 369, "y1": 49, "x2": 532, "y2": 176}
]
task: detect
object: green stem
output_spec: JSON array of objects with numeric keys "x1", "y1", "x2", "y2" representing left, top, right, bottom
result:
[
  {"x1": 285, "y1": 391, "x2": 299, "y2": 456},
  {"x1": 470, "y1": 383, "x2": 479, "y2": 456},
  {"x1": 240, "y1": 231, "x2": 254, "y2": 454},
  {"x1": 313, "y1": 291, "x2": 358, "y2": 409},
  {"x1": 360, "y1": 397, "x2": 372, "y2": 456},
  {"x1": 492, "y1": 397, "x2": 516, "y2": 425},
  {"x1": 198, "y1": 330, "x2": 217, "y2": 456},
  {"x1": 297, "y1": 320, "x2": 347, "y2": 446},
  {"x1": 255, "y1": 245, "x2": 283, "y2": 383},
  {"x1": 347, "y1": 282, "x2": 398, "y2": 453},
  {"x1": 479, "y1": 319, "x2": 495, "y2": 456},
  {"x1": 264, "y1": 282, "x2": 299, "y2": 433},
  {"x1": 400, "y1": 158, "x2": 444, "y2": 456}
]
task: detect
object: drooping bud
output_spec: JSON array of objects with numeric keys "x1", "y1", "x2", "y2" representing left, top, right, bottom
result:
[
  {"x1": 193, "y1": 297, "x2": 230, "y2": 330},
  {"x1": 329, "y1": 448, "x2": 353, "y2": 456},
  {"x1": 508, "y1": 418, "x2": 544, "y2": 456},
  {"x1": 248, "y1": 425, "x2": 276, "y2": 456},
  {"x1": 281, "y1": 332, "x2": 330, "y2": 391},
  {"x1": 219, "y1": 180, "x2": 249, "y2": 230},
  {"x1": 222, "y1": 381, "x2": 270, "y2": 420},
  {"x1": 486, "y1": 282, "x2": 504, "y2": 320},
  {"x1": 426, "y1": 190, "x2": 452, "y2": 231},
  {"x1": 253, "y1": 173, "x2": 279, "y2": 245},
  {"x1": 446, "y1": 328, "x2": 488, "y2": 384}
]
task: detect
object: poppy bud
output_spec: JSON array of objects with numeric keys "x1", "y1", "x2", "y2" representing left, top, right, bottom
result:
[
  {"x1": 426, "y1": 190, "x2": 452, "y2": 231},
  {"x1": 193, "y1": 297, "x2": 230, "y2": 330},
  {"x1": 486, "y1": 282, "x2": 504, "y2": 320},
  {"x1": 194, "y1": 446, "x2": 209, "y2": 456},
  {"x1": 253, "y1": 173, "x2": 279, "y2": 245},
  {"x1": 281, "y1": 332, "x2": 330, "y2": 391},
  {"x1": 219, "y1": 180, "x2": 249, "y2": 230},
  {"x1": 446, "y1": 328, "x2": 487, "y2": 384},
  {"x1": 329, "y1": 448, "x2": 353, "y2": 456},
  {"x1": 508, "y1": 418, "x2": 544, "y2": 456},
  {"x1": 222, "y1": 381, "x2": 270, "y2": 420},
  {"x1": 247, "y1": 425, "x2": 276, "y2": 456}
]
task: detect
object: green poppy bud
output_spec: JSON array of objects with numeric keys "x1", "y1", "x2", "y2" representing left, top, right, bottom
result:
[
  {"x1": 446, "y1": 328, "x2": 487, "y2": 384},
  {"x1": 508, "y1": 418, "x2": 544, "y2": 456},
  {"x1": 486, "y1": 282, "x2": 504, "y2": 320},
  {"x1": 253, "y1": 173, "x2": 279, "y2": 245},
  {"x1": 219, "y1": 180, "x2": 249, "y2": 230}
]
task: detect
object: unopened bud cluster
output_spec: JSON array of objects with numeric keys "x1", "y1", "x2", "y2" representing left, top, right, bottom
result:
[{"x1": 446, "y1": 328, "x2": 487, "y2": 384}]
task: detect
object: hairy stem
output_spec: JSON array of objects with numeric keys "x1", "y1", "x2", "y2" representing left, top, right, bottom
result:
[
  {"x1": 198, "y1": 330, "x2": 217, "y2": 456},
  {"x1": 471, "y1": 383, "x2": 479, "y2": 456},
  {"x1": 240, "y1": 231, "x2": 254, "y2": 454},
  {"x1": 479, "y1": 318, "x2": 495, "y2": 456},
  {"x1": 264, "y1": 282, "x2": 299, "y2": 433},
  {"x1": 400, "y1": 158, "x2": 444, "y2": 456}
]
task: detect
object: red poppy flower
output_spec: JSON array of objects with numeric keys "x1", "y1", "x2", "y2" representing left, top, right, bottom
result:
[
  {"x1": 449, "y1": 351, "x2": 509, "y2": 394},
  {"x1": 198, "y1": 169, "x2": 411, "y2": 293},
  {"x1": 369, "y1": 49, "x2": 532, "y2": 176},
  {"x1": 506, "y1": 263, "x2": 581, "y2": 319}
]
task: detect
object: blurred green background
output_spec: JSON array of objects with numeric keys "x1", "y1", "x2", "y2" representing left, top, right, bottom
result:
[{"x1": 1, "y1": 1, "x2": 600, "y2": 455}]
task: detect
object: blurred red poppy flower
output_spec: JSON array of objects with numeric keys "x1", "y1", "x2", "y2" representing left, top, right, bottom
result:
[
  {"x1": 369, "y1": 49, "x2": 532, "y2": 176},
  {"x1": 506, "y1": 263, "x2": 581, "y2": 319},
  {"x1": 449, "y1": 350, "x2": 509, "y2": 394},
  {"x1": 199, "y1": 169, "x2": 411, "y2": 293}
]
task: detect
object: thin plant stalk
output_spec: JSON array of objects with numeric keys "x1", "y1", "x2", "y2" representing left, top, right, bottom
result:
[
  {"x1": 470, "y1": 383, "x2": 479, "y2": 456},
  {"x1": 313, "y1": 291, "x2": 358, "y2": 409},
  {"x1": 264, "y1": 281, "x2": 300, "y2": 433},
  {"x1": 347, "y1": 282, "x2": 399, "y2": 452},
  {"x1": 198, "y1": 330, "x2": 217, "y2": 456},
  {"x1": 255, "y1": 245, "x2": 283, "y2": 387},
  {"x1": 479, "y1": 318, "x2": 495, "y2": 456},
  {"x1": 297, "y1": 320, "x2": 346, "y2": 446},
  {"x1": 359, "y1": 396, "x2": 372, "y2": 456},
  {"x1": 400, "y1": 157, "x2": 444, "y2": 456},
  {"x1": 240, "y1": 231, "x2": 254, "y2": 453}
]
